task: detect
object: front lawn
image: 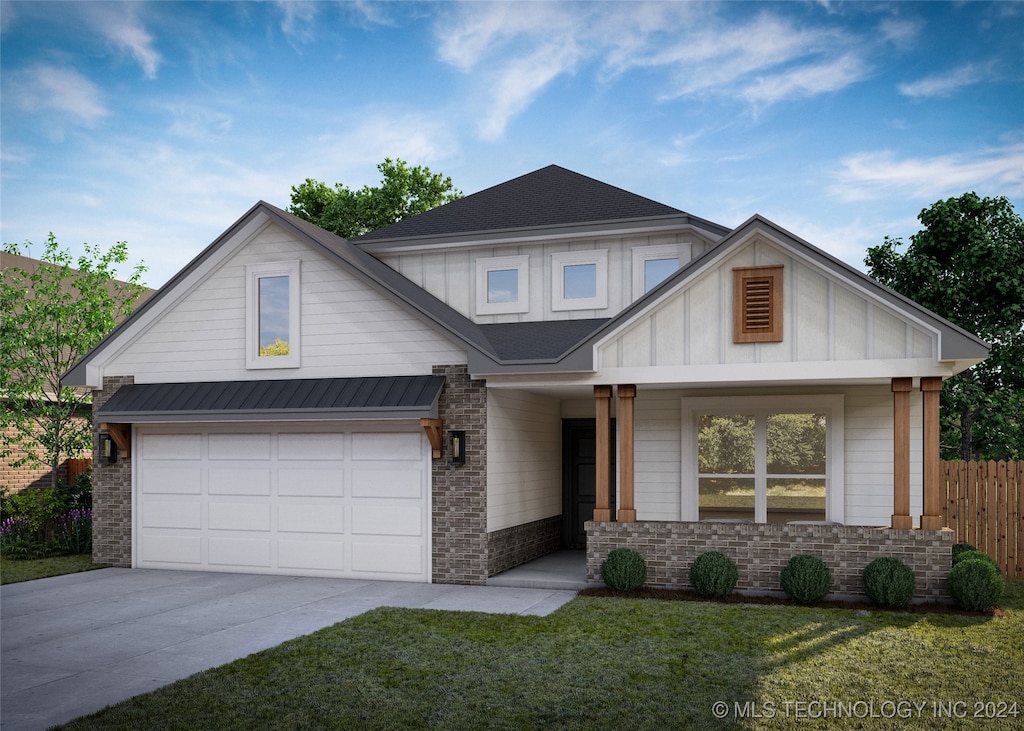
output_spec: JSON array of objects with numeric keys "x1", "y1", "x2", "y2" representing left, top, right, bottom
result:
[
  {"x1": 57, "y1": 579, "x2": 1023, "y2": 730},
  {"x1": 0, "y1": 553, "x2": 106, "y2": 585}
]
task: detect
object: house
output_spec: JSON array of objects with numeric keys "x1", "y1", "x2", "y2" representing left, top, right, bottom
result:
[{"x1": 64, "y1": 166, "x2": 988, "y2": 597}]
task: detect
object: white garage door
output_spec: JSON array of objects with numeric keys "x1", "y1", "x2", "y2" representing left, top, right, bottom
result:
[{"x1": 134, "y1": 424, "x2": 430, "y2": 581}]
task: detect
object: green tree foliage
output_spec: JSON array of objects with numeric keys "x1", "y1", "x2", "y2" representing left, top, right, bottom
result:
[
  {"x1": 698, "y1": 413, "x2": 826, "y2": 475},
  {"x1": 288, "y1": 158, "x2": 463, "y2": 239},
  {"x1": 1, "y1": 236, "x2": 147, "y2": 487},
  {"x1": 865, "y1": 193, "x2": 1024, "y2": 460}
]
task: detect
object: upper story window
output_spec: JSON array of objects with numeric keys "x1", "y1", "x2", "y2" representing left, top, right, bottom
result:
[
  {"x1": 246, "y1": 260, "x2": 300, "y2": 369},
  {"x1": 476, "y1": 255, "x2": 529, "y2": 315},
  {"x1": 631, "y1": 244, "x2": 691, "y2": 298},
  {"x1": 551, "y1": 250, "x2": 608, "y2": 311}
]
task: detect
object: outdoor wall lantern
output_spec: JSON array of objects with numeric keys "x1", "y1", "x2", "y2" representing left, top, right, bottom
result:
[
  {"x1": 100, "y1": 432, "x2": 119, "y2": 464},
  {"x1": 450, "y1": 430, "x2": 466, "y2": 465}
]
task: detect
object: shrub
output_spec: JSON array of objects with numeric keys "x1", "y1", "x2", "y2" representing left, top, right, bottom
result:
[
  {"x1": 49, "y1": 507, "x2": 93, "y2": 555},
  {"x1": 948, "y1": 559, "x2": 1004, "y2": 612},
  {"x1": 780, "y1": 554, "x2": 832, "y2": 604},
  {"x1": 600, "y1": 547, "x2": 647, "y2": 592},
  {"x1": 952, "y1": 549, "x2": 999, "y2": 570},
  {"x1": 862, "y1": 557, "x2": 915, "y2": 609},
  {"x1": 689, "y1": 551, "x2": 739, "y2": 598},
  {"x1": 951, "y1": 542, "x2": 977, "y2": 563},
  {"x1": 0, "y1": 516, "x2": 38, "y2": 558}
]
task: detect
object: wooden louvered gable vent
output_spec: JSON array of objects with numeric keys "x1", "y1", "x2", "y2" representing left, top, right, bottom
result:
[{"x1": 733, "y1": 265, "x2": 783, "y2": 343}]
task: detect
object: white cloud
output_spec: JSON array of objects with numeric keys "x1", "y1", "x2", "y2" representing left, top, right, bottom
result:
[
  {"x1": 275, "y1": 0, "x2": 318, "y2": 44},
  {"x1": 741, "y1": 53, "x2": 868, "y2": 105},
  {"x1": 165, "y1": 104, "x2": 234, "y2": 140},
  {"x1": 82, "y1": 2, "x2": 162, "y2": 78},
  {"x1": 832, "y1": 144, "x2": 1024, "y2": 201},
  {"x1": 898, "y1": 64, "x2": 986, "y2": 98},
  {"x1": 7, "y1": 64, "x2": 109, "y2": 123}
]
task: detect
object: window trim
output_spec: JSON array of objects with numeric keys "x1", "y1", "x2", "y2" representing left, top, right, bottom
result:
[
  {"x1": 551, "y1": 250, "x2": 608, "y2": 311},
  {"x1": 733, "y1": 265, "x2": 784, "y2": 343},
  {"x1": 631, "y1": 244, "x2": 691, "y2": 298},
  {"x1": 681, "y1": 395, "x2": 844, "y2": 524},
  {"x1": 246, "y1": 260, "x2": 301, "y2": 370},
  {"x1": 475, "y1": 255, "x2": 529, "y2": 315}
]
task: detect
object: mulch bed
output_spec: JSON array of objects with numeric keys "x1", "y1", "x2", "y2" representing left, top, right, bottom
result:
[{"x1": 577, "y1": 586, "x2": 1010, "y2": 618}]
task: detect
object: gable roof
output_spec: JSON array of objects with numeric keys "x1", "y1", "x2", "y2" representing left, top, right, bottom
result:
[{"x1": 352, "y1": 164, "x2": 729, "y2": 248}]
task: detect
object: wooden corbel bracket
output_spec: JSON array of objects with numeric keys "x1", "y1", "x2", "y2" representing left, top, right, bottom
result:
[
  {"x1": 100, "y1": 422, "x2": 132, "y2": 459},
  {"x1": 419, "y1": 418, "x2": 443, "y2": 459}
]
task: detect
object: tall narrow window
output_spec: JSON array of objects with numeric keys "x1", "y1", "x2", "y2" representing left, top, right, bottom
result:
[
  {"x1": 247, "y1": 261, "x2": 300, "y2": 369},
  {"x1": 733, "y1": 265, "x2": 783, "y2": 343}
]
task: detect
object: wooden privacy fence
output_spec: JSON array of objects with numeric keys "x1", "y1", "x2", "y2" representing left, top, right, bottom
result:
[
  {"x1": 66, "y1": 457, "x2": 92, "y2": 484},
  {"x1": 942, "y1": 460, "x2": 1023, "y2": 578}
]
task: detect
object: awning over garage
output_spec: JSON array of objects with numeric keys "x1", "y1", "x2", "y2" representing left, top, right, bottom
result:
[{"x1": 97, "y1": 375, "x2": 445, "y2": 422}]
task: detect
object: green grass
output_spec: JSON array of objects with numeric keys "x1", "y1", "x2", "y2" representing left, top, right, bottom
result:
[
  {"x1": 0, "y1": 553, "x2": 107, "y2": 584},
  {"x1": 56, "y1": 579, "x2": 1024, "y2": 730}
]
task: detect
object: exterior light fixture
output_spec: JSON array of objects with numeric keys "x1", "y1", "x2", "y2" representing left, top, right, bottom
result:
[
  {"x1": 100, "y1": 432, "x2": 119, "y2": 464},
  {"x1": 450, "y1": 430, "x2": 466, "y2": 465}
]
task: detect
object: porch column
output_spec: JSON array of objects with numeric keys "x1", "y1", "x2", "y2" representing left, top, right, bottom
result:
[
  {"x1": 617, "y1": 385, "x2": 636, "y2": 522},
  {"x1": 920, "y1": 377, "x2": 945, "y2": 530},
  {"x1": 891, "y1": 377, "x2": 913, "y2": 529},
  {"x1": 593, "y1": 385, "x2": 613, "y2": 522}
]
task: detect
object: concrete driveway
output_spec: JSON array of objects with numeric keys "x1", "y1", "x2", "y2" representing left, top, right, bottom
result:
[{"x1": 1, "y1": 568, "x2": 576, "y2": 730}]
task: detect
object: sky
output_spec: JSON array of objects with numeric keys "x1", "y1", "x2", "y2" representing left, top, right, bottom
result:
[{"x1": 2, "y1": 1, "x2": 1022, "y2": 289}]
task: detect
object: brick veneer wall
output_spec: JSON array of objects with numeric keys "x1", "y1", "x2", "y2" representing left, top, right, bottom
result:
[
  {"x1": 487, "y1": 515, "x2": 562, "y2": 577},
  {"x1": 92, "y1": 376, "x2": 134, "y2": 567},
  {"x1": 2, "y1": 420, "x2": 90, "y2": 492},
  {"x1": 587, "y1": 521, "x2": 955, "y2": 600},
  {"x1": 431, "y1": 365, "x2": 489, "y2": 585}
]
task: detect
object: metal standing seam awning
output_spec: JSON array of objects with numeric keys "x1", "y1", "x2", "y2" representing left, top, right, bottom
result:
[{"x1": 96, "y1": 375, "x2": 446, "y2": 423}]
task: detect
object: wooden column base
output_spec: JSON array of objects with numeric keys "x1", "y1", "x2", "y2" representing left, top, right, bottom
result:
[
  {"x1": 593, "y1": 509, "x2": 613, "y2": 522},
  {"x1": 920, "y1": 515, "x2": 945, "y2": 530},
  {"x1": 891, "y1": 515, "x2": 913, "y2": 530},
  {"x1": 617, "y1": 508, "x2": 636, "y2": 523}
]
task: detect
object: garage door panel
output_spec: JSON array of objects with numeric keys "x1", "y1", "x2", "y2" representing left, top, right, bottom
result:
[
  {"x1": 142, "y1": 535, "x2": 202, "y2": 565},
  {"x1": 141, "y1": 467, "x2": 201, "y2": 494},
  {"x1": 142, "y1": 434, "x2": 201, "y2": 460},
  {"x1": 351, "y1": 541, "x2": 423, "y2": 576},
  {"x1": 278, "y1": 468, "x2": 343, "y2": 496},
  {"x1": 279, "y1": 433, "x2": 345, "y2": 460},
  {"x1": 209, "y1": 502, "x2": 271, "y2": 531},
  {"x1": 278, "y1": 540, "x2": 345, "y2": 571},
  {"x1": 142, "y1": 501, "x2": 201, "y2": 530},
  {"x1": 209, "y1": 468, "x2": 271, "y2": 496},
  {"x1": 352, "y1": 469, "x2": 423, "y2": 498},
  {"x1": 209, "y1": 433, "x2": 271, "y2": 460},
  {"x1": 352, "y1": 432, "x2": 420, "y2": 461},
  {"x1": 137, "y1": 427, "x2": 428, "y2": 581},
  {"x1": 351, "y1": 505, "x2": 423, "y2": 536},
  {"x1": 278, "y1": 503, "x2": 344, "y2": 534},
  {"x1": 209, "y1": 537, "x2": 271, "y2": 567}
]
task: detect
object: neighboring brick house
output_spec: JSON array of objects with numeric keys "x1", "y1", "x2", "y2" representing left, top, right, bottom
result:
[
  {"x1": 1, "y1": 252, "x2": 152, "y2": 492},
  {"x1": 64, "y1": 166, "x2": 987, "y2": 596}
]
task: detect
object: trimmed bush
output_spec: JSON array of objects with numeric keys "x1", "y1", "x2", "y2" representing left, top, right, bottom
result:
[
  {"x1": 689, "y1": 551, "x2": 739, "y2": 598},
  {"x1": 780, "y1": 554, "x2": 832, "y2": 605},
  {"x1": 952, "y1": 549, "x2": 999, "y2": 571},
  {"x1": 862, "y1": 557, "x2": 915, "y2": 609},
  {"x1": 600, "y1": 547, "x2": 647, "y2": 592},
  {"x1": 948, "y1": 559, "x2": 1004, "y2": 612},
  {"x1": 951, "y1": 542, "x2": 977, "y2": 563}
]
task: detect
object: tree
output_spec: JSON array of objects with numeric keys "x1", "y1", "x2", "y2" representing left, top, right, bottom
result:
[
  {"x1": 1, "y1": 236, "x2": 148, "y2": 487},
  {"x1": 288, "y1": 158, "x2": 462, "y2": 239},
  {"x1": 865, "y1": 192, "x2": 1024, "y2": 460}
]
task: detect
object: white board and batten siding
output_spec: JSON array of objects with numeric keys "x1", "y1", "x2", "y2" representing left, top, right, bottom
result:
[
  {"x1": 598, "y1": 238, "x2": 938, "y2": 378},
  {"x1": 135, "y1": 423, "x2": 431, "y2": 581},
  {"x1": 103, "y1": 222, "x2": 467, "y2": 384},
  {"x1": 486, "y1": 390, "x2": 562, "y2": 532},
  {"x1": 377, "y1": 232, "x2": 713, "y2": 325}
]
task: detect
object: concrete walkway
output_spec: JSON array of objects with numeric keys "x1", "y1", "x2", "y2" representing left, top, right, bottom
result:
[{"x1": 1, "y1": 568, "x2": 577, "y2": 731}]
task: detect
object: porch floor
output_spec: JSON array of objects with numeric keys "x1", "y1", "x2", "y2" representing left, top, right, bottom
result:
[{"x1": 487, "y1": 550, "x2": 591, "y2": 591}]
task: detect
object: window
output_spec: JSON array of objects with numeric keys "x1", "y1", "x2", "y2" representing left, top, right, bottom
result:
[
  {"x1": 246, "y1": 261, "x2": 300, "y2": 369},
  {"x1": 631, "y1": 244, "x2": 691, "y2": 298},
  {"x1": 551, "y1": 250, "x2": 607, "y2": 311},
  {"x1": 476, "y1": 255, "x2": 529, "y2": 315},
  {"x1": 682, "y1": 396, "x2": 844, "y2": 524},
  {"x1": 733, "y1": 265, "x2": 783, "y2": 343}
]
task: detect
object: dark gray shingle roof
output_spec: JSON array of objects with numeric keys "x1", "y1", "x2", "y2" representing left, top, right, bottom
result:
[
  {"x1": 478, "y1": 319, "x2": 610, "y2": 362},
  {"x1": 352, "y1": 165, "x2": 691, "y2": 243},
  {"x1": 97, "y1": 376, "x2": 446, "y2": 422}
]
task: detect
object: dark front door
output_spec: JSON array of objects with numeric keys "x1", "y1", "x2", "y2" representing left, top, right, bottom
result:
[{"x1": 562, "y1": 418, "x2": 615, "y2": 549}]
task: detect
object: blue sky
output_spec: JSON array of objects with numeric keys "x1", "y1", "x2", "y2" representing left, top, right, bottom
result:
[{"x1": 2, "y1": 1, "x2": 1022, "y2": 288}]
